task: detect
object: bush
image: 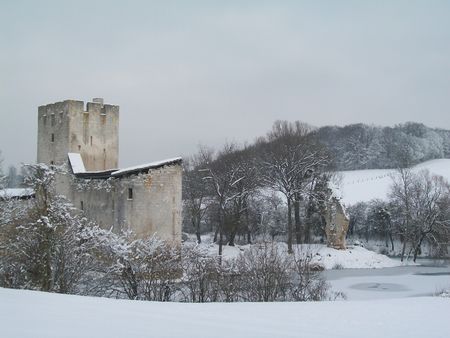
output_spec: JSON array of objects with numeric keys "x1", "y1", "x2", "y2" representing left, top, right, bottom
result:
[{"x1": 179, "y1": 242, "x2": 331, "y2": 303}]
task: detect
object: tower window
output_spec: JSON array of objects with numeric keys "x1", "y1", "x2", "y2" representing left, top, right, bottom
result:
[
  {"x1": 43, "y1": 115, "x2": 47, "y2": 125},
  {"x1": 128, "y1": 188, "x2": 133, "y2": 200},
  {"x1": 80, "y1": 201, "x2": 84, "y2": 210},
  {"x1": 51, "y1": 114, "x2": 55, "y2": 126},
  {"x1": 51, "y1": 133, "x2": 55, "y2": 142},
  {"x1": 78, "y1": 145, "x2": 81, "y2": 151},
  {"x1": 50, "y1": 161, "x2": 54, "y2": 165},
  {"x1": 90, "y1": 136, "x2": 93, "y2": 146}
]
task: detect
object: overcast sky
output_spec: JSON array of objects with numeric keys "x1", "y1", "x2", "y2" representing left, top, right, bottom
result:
[{"x1": 1, "y1": 0, "x2": 449, "y2": 169}]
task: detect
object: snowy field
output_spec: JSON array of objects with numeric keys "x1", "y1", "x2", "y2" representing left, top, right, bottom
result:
[
  {"x1": 336, "y1": 159, "x2": 450, "y2": 205},
  {"x1": 194, "y1": 239, "x2": 405, "y2": 269},
  {"x1": 1, "y1": 287, "x2": 449, "y2": 338}
]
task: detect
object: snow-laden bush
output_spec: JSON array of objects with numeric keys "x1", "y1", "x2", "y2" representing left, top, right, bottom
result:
[
  {"x1": 180, "y1": 245, "x2": 222, "y2": 302},
  {"x1": 0, "y1": 164, "x2": 100, "y2": 293},
  {"x1": 179, "y1": 243, "x2": 330, "y2": 303},
  {"x1": 236, "y1": 243, "x2": 292, "y2": 302}
]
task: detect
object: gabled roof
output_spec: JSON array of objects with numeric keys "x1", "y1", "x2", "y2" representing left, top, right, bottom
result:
[{"x1": 67, "y1": 153, "x2": 182, "y2": 179}]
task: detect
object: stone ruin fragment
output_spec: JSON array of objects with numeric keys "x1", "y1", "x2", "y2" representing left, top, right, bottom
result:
[{"x1": 325, "y1": 197, "x2": 349, "y2": 250}]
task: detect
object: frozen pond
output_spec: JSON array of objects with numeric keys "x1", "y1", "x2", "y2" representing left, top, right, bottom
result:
[{"x1": 323, "y1": 259, "x2": 450, "y2": 300}]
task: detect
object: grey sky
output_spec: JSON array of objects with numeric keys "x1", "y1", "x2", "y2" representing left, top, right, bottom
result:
[{"x1": 1, "y1": 0, "x2": 450, "y2": 169}]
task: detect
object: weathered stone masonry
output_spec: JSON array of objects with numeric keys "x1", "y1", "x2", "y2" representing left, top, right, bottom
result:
[
  {"x1": 37, "y1": 98, "x2": 182, "y2": 245},
  {"x1": 37, "y1": 98, "x2": 119, "y2": 171}
]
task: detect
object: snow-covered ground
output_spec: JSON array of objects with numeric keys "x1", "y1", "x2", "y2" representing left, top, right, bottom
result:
[
  {"x1": 1, "y1": 287, "x2": 449, "y2": 338},
  {"x1": 336, "y1": 159, "x2": 450, "y2": 205},
  {"x1": 310, "y1": 245, "x2": 403, "y2": 269},
  {"x1": 191, "y1": 238, "x2": 404, "y2": 270}
]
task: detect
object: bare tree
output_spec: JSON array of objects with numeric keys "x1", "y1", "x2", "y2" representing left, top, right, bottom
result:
[
  {"x1": 389, "y1": 167, "x2": 416, "y2": 261},
  {"x1": 260, "y1": 121, "x2": 329, "y2": 252},
  {"x1": 182, "y1": 155, "x2": 211, "y2": 243},
  {"x1": 408, "y1": 171, "x2": 450, "y2": 261},
  {"x1": 200, "y1": 144, "x2": 259, "y2": 255},
  {"x1": 390, "y1": 169, "x2": 450, "y2": 261}
]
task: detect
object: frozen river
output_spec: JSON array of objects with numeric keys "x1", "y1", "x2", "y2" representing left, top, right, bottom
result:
[{"x1": 323, "y1": 259, "x2": 450, "y2": 300}]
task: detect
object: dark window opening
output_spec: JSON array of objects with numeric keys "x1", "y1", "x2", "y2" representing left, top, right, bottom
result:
[
  {"x1": 43, "y1": 115, "x2": 47, "y2": 125},
  {"x1": 80, "y1": 201, "x2": 84, "y2": 210},
  {"x1": 50, "y1": 161, "x2": 54, "y2": 165},
  {"x1": 78, "y1": 145, "x2": 81, "y2": 151},
  {"x1": 59, "y1": 112, "x2": 63, "y2": 122},
  {"x1": 90, "y1": 136, "x2": 93, "y2": 146},
  {"x1": 128, "y1": 188, "x2": 133, "y2": 200},
  {"x1": 51, "y1": 114, "x2": 55, "y2": 126},
  {"x1": 51, "y1": 133, "x2": 55, "y2": 142}
]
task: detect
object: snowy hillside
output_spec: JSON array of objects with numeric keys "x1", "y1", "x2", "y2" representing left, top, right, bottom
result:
[{"x1": 336, "y1": 159, "x2": 450, "y2": 205}]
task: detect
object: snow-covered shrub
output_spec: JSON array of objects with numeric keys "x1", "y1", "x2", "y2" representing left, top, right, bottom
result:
[
  {"x1": 236, "y1": 242, "x2": 292, "y2": 302},
  {"x1": 290, "y1": 248, "x2": 329, "y2": 301},
  {"x1": 180, "y1": 245, "x2": 221, "y2": 302},
  {"x1": 88, "y1": 230, "x2": 181, "y2": 301},
  {"x1": 0, "y1": 164, "x2": 98, "y2": 292},
  {"x1": 331, "y1": 263, "x2": 344, "y2": 270}
]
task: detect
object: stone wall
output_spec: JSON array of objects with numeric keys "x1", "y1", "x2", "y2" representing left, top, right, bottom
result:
[
  {"x1": 325, "y1": 197, "x2": 350, "y2": 250},
  {"x1": 69, "y1": 101, "x2": 119, "y2": 171},
  {"x1": 37, "y1": 101, "x2": 72, "y2": 165},
  {"x1": 67, "y1": 164, "x2": 182, "y2": 245},
  {"x1": 38, "y1": 98, "x2": 181, "y2": 245},
  {"x1": 37, "y1": 99, "x2": 119, "y2": 171}
]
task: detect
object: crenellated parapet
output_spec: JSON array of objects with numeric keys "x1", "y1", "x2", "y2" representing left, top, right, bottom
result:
[{"x1": 37, "y1": 98, "x2": 119, "y2": 171}]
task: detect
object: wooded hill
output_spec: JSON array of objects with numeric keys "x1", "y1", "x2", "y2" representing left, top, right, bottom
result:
[{"x1": 313, "y1": 122, "x2": 450, "y2": 170}]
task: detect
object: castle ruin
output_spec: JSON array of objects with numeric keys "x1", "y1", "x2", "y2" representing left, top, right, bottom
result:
[{"x1": 37, "y1": 98, "x2": 182, "y2": 244}]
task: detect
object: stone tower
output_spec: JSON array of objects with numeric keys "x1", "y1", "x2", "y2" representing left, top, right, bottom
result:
[{"x1": 37, "y1": 98, "x2": 119, "y2": 171}]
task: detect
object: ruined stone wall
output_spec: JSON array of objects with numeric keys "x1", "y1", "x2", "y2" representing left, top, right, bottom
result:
[
  {"x1": 37, "y1": 98, "x2": 180, "y2": 245},
  {"x1": 325, "y1": 197, "x2": 350, "y2": 250},
  {"x1": 37, "y1": 99, "x2": 119, "y2": 171},
  {"x1": 67, "y1": 164, "x2": 182, "y2": 245},
  {"x1": 68, "y1": 101, "x2": 119, "y2": 171},
  {"x1": 116, "y1": 164, "x2": 182, "y2": 244},
  {"x1": 37, "y1": 101, "x2": 74, "y2": 165},
  {"x1": 67, "y1": 176, "x2": 117, "y2": 231}
]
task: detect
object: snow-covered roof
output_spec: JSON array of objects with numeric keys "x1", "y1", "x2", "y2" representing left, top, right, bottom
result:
[
  {"x1": 0, "y1": 188, "x2": 34, "y2": 200},
  {"x1": 111, "y1": 157, "x2": 182, "y2": 177},
  {"x1": 68, "y1": 153, "x2": 86, "y2": 174},
  {"x1": 67, "y1": 153, "x2": 182, "y2": 179}
]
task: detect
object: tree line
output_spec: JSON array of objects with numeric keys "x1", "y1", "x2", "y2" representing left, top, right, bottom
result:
[
  {"x1": 183, "y1": 121, "x2": 333, "y2": 254},
  {"x1": 183, "y1": 120, "x2": 450, "y2": 259},
  {"x1": 347, "y1": 169, "x2": 450, "y2": 261},
  {"x1": 315, "y1": 122, "x2": 450, "y2": 170}
]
